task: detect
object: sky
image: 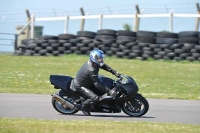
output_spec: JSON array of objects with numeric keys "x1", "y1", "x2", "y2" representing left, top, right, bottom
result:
[{"x1": 0, "y1": 0, "x2": 199, "y2": 52}]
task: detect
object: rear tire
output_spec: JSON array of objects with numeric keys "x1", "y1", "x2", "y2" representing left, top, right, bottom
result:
[
  {"x1": 122, "y1": 94, "x2": 149, "y2": 117},
  {"x1": 52, "y1": 96, "x2": 79, "y2": 115}
]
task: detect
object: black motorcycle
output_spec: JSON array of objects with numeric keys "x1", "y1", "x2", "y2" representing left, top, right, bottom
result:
[{"x1": 50, "y1": 74, "x2": 149, "y2": 117}]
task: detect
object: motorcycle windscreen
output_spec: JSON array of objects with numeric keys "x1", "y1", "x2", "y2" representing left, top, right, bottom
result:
[
  {"x1": 50, "y1": 75, "x2": 73, "y2": 91},
  {"x1": 120, "y1": 82, "x2": 138, "y2": 96},
  {"x1": 98, "y1": 76, "x2": 114, "y2": 89}
]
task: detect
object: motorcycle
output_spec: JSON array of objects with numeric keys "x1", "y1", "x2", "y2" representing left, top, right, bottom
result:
[{"x1": 50, "y1": 74, "x2": 149, "y2": 117}]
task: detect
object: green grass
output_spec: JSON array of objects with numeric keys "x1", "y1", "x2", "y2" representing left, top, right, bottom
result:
[
  {"x1": 0, "y1": 117, "x2": 200, "y2": 133},
  {"x1": 0, "y1": 54, "x2": 200, "y2": 99}
]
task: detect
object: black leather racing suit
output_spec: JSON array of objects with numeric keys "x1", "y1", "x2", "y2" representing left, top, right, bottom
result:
[{"x1": 73, "y1": 60, "x2": 117, "y2": 108}]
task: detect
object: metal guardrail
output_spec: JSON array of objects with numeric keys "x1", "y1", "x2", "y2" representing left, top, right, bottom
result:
[{"x1": 0, "y1": 33, "x2": 18, "y2": 51}]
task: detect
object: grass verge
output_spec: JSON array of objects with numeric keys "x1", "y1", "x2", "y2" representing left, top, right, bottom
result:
[
  {"x1": 0, "y1": 54, "x2": 199, "y2": 99},
  {"x1": 0, "y1": 117, "x2": 200, "y2": 133}
]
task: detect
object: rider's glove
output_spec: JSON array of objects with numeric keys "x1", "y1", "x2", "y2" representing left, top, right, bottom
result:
[{"x1": 114, "y1": 71, "x2": 121, "y2": 78}]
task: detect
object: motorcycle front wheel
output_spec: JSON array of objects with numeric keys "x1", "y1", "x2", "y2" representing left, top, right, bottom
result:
[
  {"x1": 52, "y1": 96, "x2": 79, "y2": 115},
  {"x1": 122, "y1": 94, "x2": 149, "y2": 117}
]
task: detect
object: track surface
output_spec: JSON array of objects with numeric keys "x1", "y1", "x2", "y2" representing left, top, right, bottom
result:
[{"x1": 0, "y1": 93, "x2": 199, "y2": 124}]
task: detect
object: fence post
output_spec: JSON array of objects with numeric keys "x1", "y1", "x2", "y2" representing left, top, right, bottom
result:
[
  {"x1": 80, "y1": 7, "x2": 85, "y2": 31},
  {"x1": 134, "y1": 13, "x2": 138, "y2": 32},
  {"x1": 14, "y1": 34, "x2": 18, "y2": 51},
  {"x1": 31, "y1": 14, "x2": 35, "y2": 38},
  {"x1": 99, "y1": 14, "x2": 103, "y2": 30},
  {"x1": 170, "y1": 13, "x2": 173, "y2": 32},
  {"x1": 195, "y1": 3, "x2": 200, "y2": 31},
  {"x1": 64, "y1": 15, "x2": 69, "y2": 34}
]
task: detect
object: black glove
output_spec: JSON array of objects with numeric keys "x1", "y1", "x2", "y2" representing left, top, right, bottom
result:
[{"x1": 114, "y1": 71, "x2": 121, "y2": 78}]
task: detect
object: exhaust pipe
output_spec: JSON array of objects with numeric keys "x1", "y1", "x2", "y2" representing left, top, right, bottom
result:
[{"x1": 52, "y1": 93, "x2": 75, "y2": 109}]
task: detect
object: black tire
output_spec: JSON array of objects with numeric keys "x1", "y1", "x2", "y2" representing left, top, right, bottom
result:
[
  {"x1": 195, "y1": 45, "x2": 200, "y2": 51},
  {"x1": 28, "y1": 43, "x2": 38, "y2": 49},
  {"x1": 179, "y1": 31, "x2": 199, "y2": 38},
  {"x1": 35, "y1": 40, "x2": 48, "y2": 44},
  {"x1": 143, "y1": 50, "x2": 154, "y2": 56},
  {"x1": 111, "y1": 47, "x2": 120, "y2": 53},
  {"x1": 46, "y1": 46, "x2": 53, "y2": 52},
  {"x1": 88, "y1": 43, "x2": 95, "y2": 48},
  {"x1": 154, "y1": 55, "x2": 162, "y2": 59},
  {"x1": 137, "y1": 36, "x2": 156, "y2": 43},
  {"x1": 129, "y1": 53, "x2": 138, "y2": 58},
  {"x1": 192, "y1": 53, "x2": 200, "y2": 58},
  {"x1": 105, "y1": 51, "x2": 113, "y2": 56},
  {"x1": 52, "y1": 51, "x2": 59, "y2": 56},
  {"x1": 52, "y1": 97, "x2": 79, "y2": 115},
  {"x1": 59, "y1": 40, "x2": 69, "y2": 43},
  {"x1": 125, "y1": 42, "x2": 137, "y2": 48},
  {"x1": 42, "y1": 35, "x2": 58, "y2": 40},
  {"x1": 103, "y1": 39, "x2": 115, "y2": 45},
  {"x1": 116, "y1": 40, "x2": 128, "y2": 45},
  {"x1": 39, "y1": 49, "x2": 47, "y2": 55},
  {"x1": 180, "y1": 53, "x2": 190, "y2": 58},
  {"x1": 58, "y1": 47, "x2": 66, "y2": 52},
  {"x1": 41, "y1": 43, "x2": 49, "y2": 48},
  {"x1": 167, "y1": 52, "x2": 176, "y2": 57},
  {"x1": 48, "y1": 39, "x2": 58, "y2": 43},
  {"x1": 157, "y1": 51, "x2": 166, "y2": 56},
  {"x1": 116, "y1": 52, "x2": 125, "y2": 57},
  {"x1": 142, "y1": 47, "x2": 152, "y2": 51},
  {"x1": 80, "y1": 47, "x2": 90, "y2": 52},
  {"x1": 122, "y1": 94, "x2": 149, "y2": 117},
  {"x1": 154, "y1": 48, "x2": 162, "y2": 53},
  {"x1": 174, "y1": 49, "x2": 185, "y2": 54},
  {"x1": 76, "y1": 43, "x2": 86, "y2": 48},
  {"x1": 58, "y1": 34, "x2": 76, "y2": 40},
  {"x1": 117, "y1": 36, "x2": 137, "y2": 42},
  {"x1": 170, "y1": 43, "x2": 183, "y2": 49},
  {"x1": 119, "y1": 44, "x2": 127, "y2": 50},
  {"x1": 117, "y1": 30, "x2": 136, "y2": 37},
  {"x1": 69, "y1": 39, "x2": 81, "y2": 44},
  {"x1": 77, "y1": 31, "x2": 96, "y2": 38},
  {"x1": 149, "y1": 44, "x2": 159, "y2": 48},
  {"x1": 82, "y1": 39, "x2": 93, "y2": 44},
  {"x1": 101, "y1": 47, "x2": 110, "y2": 52},
  {"x1": 95, "y1": 35, "x2": 116, "y2": 40},
  {"x1": 174, "y1": 57, "x2": 183, "y2": 61},
  {"x1": 63, "y1": 43, "x2": 72, "y2": 48},
  {"x1": 186, "y1": 56, "x2": 195, "y2": 61},
  {"x1": 138, "y1": 43, "x2": 150, "y2": 47},
  {"x1": 51, "y1": 43, "x2": 60, "y2": 48},
  {"x1": 15, "y1": 50, "x2": 23, "y2": 56},
  {"x1": 97, "y1": 29, "x2": 117, "y2": 36},
  {"x1": 156, "y1": 32, "x2": 178, "y2": 38},
  {"x1": 93, "y1": 39, "x2": 102, "y2": 45},
  {"x1": 159, "y1": 44, "x2": 172, "y2": 49},
  {"x1": 137, "y1": 31, "x2": 156, "y2": 37},
  {"x1": 34, "y1": 47, "x2": 42, "y2": 52},
  {"x1": 156, "y1": 38, "x2": 178, "y2": 44},
  {"x1": 179, "y1": 37, "x2": 199, "y2": 44}
]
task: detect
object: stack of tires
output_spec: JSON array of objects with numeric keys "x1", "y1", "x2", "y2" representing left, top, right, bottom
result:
[
  {"x1": 154, "y1": 32, "x2": 178, "y2": 60},
  {"x1": 114, "y1": 30, "x2": 137, "y2": 58},
  {"x1": 75, "y1": 31, "x2": 96, "y2": 55},
  {"x1": 94, "y1": 29, "x2": 116, "y2": 56},
  {"x1": 14, "y1": 30, "x2": 200, "y2": 61}
]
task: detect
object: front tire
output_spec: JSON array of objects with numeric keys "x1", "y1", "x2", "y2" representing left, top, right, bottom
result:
[
  {"x1": 122, "y1": 94, "x2": 149, "y2": 117},
  {"x1": 52, "y1": 96, "x2": 79, "y2": 115}
]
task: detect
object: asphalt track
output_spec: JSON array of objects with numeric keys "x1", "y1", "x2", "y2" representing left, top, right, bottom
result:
[{"x1": 0, "y1": 93, "x2": 199, "y2": 124}]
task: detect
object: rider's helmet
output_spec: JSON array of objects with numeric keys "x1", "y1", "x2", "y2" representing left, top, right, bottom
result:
[{"x1": 89, "y1": 49, "x2": 105, "y2": 66}]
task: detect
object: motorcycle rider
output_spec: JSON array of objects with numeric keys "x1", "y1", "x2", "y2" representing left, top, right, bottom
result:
[{"x1": 72, "y1": 49, "x2": 121, "y2": 116}]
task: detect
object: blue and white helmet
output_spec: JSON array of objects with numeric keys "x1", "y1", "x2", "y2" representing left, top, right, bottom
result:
[{"x1": 90, "y1": 49, "x2": 105, "y2": 66}]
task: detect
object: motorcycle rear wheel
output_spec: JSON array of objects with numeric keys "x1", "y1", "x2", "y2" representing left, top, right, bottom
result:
[
  {"x1": 122, "y1": 94, "x2": 149, "y2": 117},
  {"x1": 52, "y1": 96, "x2": 79, "y2": 115}
]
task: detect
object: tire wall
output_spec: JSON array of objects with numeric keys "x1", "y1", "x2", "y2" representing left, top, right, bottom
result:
[{"x1": 15, "y1": 30, "x2": 200, "y2": 61}]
